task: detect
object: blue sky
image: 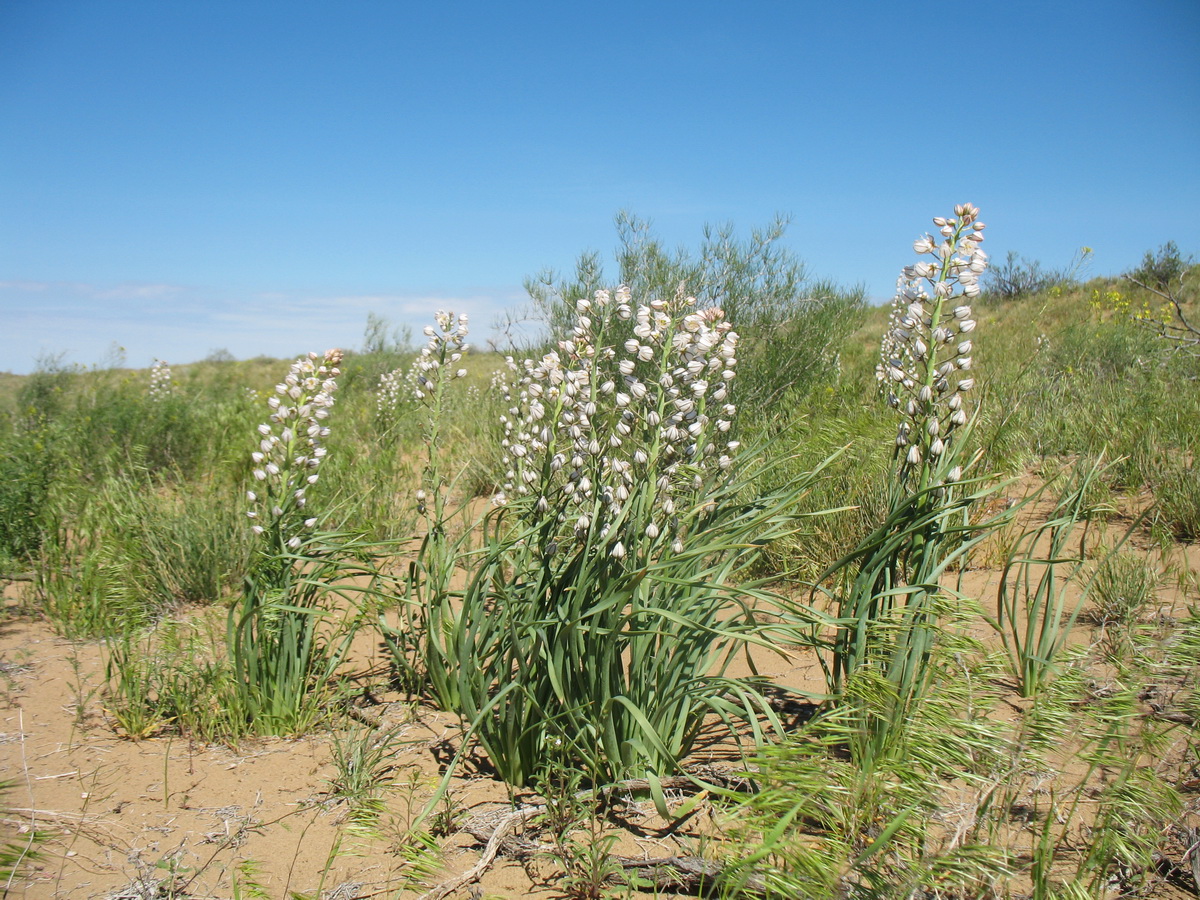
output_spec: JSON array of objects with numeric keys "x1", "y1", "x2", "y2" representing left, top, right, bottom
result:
[{"x1": 2, "y1": 0, "x2": 1197, "y2": 374}]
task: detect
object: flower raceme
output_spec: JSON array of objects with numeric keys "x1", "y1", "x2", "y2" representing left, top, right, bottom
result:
[
  {"x1": 414, "y1": 311, "x2": 470, "y2": 400},
  {"x1": 408, "y1": 311, "x2": 470, "y2": 520},
  {"x1": 498, "y1": 285, "x2": 741, "y2": 558},
  {"x1": 246, "y1": 349, "x2": 343, "y2": 549},
  {"x1": 375, "y1": 311, "x2": 471, "y2": 426},
  {"x1": 148, "y1": 359, "x2": 173, "y2": 401},
  {"x1": 375, "y1": 365, "x2": 412, "y2": 422},
  {"x1": 877, "y1": 204, "x2": 987, "y2": 485}
]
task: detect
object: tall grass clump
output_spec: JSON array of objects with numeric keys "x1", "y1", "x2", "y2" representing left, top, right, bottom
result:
[
  {"x1": 229, "y1": 349, "x2": 374, "y2": 735},
  {"x1": 37, "y1": 474, "x2": 252, "y2": 638},
  {"x1": 817, "y1": 204, "x2": 998, "y2": 760},
  {"x1": 990, "y1": 461, "x2": 1112, "y2": 696},
  {"x1": 397, "y1": 293, "x2": 827, "y2": 788},
  {"x1": 0, "y1": 422, "x2": 59, "y2": 572},
  {"x1": 724, "y1": 636, "x2": 1008, "y2": 900}
]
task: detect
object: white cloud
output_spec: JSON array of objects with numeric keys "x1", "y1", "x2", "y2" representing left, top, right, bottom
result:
[
  {"x1": 0, "y1": 279, "x2": 528, "y2": 373},
  {"x1": 94, "y1": 283, "x2": 186, "y2": 301}
]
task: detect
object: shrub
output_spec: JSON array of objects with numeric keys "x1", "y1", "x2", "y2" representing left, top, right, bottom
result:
[
  {"x1": 524, "y1": 212, "x2": 865, "y2": 416},
  {"x1": 0, "y1": 425, "x2": 58, "y2": 566},
  {"x1": 984, "y1": 247, "x2": 1092, "y2": 301},
  {"x1": 1126, "y1": 240, "x2": 1191, "y2": 293}
]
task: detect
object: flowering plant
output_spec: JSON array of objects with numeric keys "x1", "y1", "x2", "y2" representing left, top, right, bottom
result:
[
  {"x1": 402, "y1": 295, "x2": 825, "y2": 788},
  {"x1": 231, "y1": 349, "x2": 373, "y2": 735},
  {"x1": 411, "y1": 311, "x2": 470, "y2": 523},
  {"x1": 823, "y1": 206, "x2": 999, "y2": 763},
  {"x1": 148, "y1": 359, "x2": 173, "y2": 401},
  {"x1": 246, "y1": 350, "x2": 340, "y2": 556},
  {"x1": 877, "y1": 203, "x2": 985, "y2": 494},
  {"x1": 374, "y1": 365, "x2": 412, "y2": 427},
  {"x1": 497, "y1": 285, "x2": 741, "y2": 560}
]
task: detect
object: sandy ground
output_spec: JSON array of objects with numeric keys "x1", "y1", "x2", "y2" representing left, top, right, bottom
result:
[
  {"x1": 1, "y1": 497, "x2": 1197, "y2": 899},
  {"x1": 0, "y1": 596, "x2": 823, "y2": 899}
]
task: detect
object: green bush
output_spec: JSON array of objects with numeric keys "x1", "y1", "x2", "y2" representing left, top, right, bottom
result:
[
  {"x1": 524, "y1": 211, "x2": 865, "y2": 417},
  {"x1": 1158, "y1": 462, "x2": 1200, "y2": 541},
  {"x1": 0, "y1": 426, "x2": 58, "y2": 566},
  {"x1": 1126, "y1": 240, "x2": 1191, "y2": 292}
]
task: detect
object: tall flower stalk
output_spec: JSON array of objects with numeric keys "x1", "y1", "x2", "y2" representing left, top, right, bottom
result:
[
  {"x1": 412, "y1": 311, "x2": 470, "y2": 529},
  {"x1": 498, "y1": 285, "x2": 741, "y2": 560},
  {"x1": 245, "y1": 350, "x2": 340, "y2": 562},
  {"x1": 382, "y1": 313, "x2": 471, "y2": 692},
  {"x1": 877, "y1": 203, "x2": 985, "y2": 496},
  {"x1": 148, "y1": 359, "x2": 173, "y2": 401},
  {"x1": 823, "y1": 205, "x2": 996, "y2": 764},
  {"x1": 231, "y1": 349, "x2": 365, "y2": 735}
]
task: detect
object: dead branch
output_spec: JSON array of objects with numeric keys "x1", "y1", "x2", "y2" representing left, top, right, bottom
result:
[
  {"x1": 613, "y1": 854, "x2": 768, "y2": 897},
  {"x1": 420, "y1": 771, "x2": 754, "y2": 900}
]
